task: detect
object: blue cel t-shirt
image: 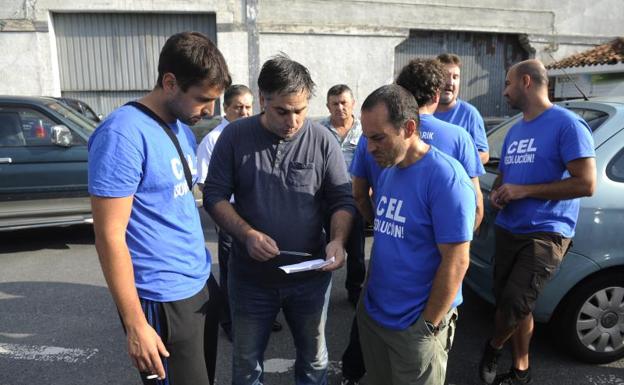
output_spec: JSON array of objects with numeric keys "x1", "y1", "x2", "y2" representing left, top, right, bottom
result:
[
  {"x1": 495, "y1": 105, "x2": 595, "y2": 238},
  {"x1": 419, "y1": 114, "x2": 485, "y2": 178},
  {"x1": 349, "y1": 135, "x2": 383, "y2": 191},
  {"x1": 364, "y1": 147, "x2": 476, "y2": 330},
  {"x1": 88, "y1": 105, "x2": 211, "y2": 302},
  {"x1": 434, "y1": 99, "x2": 489, "y2": 153}
]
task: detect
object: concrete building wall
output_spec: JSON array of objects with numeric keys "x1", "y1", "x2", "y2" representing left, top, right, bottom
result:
[
  {"x1": 1, "y1": 0, "x2": 623, "y2": 115},
  {"x1": 260, "y1": 33, "x2": 405, "y2": 117}
]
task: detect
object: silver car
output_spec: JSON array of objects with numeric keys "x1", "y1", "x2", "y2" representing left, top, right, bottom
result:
[{"x1": 465, "y1": 97, "x2": 624, "y2": 363}]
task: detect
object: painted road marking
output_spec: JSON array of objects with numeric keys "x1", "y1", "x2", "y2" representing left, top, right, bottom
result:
[
  {"x1": 0, "y1": 291, "x2": 23, "y2": 300},
  {"x1": 0, "y1": 343, "x2": 98, "y2": 363},
  {"x1": 0, "y1": 333, "x2": 32, "y2": 339}
]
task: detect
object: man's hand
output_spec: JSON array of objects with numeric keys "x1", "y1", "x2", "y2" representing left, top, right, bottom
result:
[
  {"x1": 320, "y1": 239, "x2": 346, "y2": 272},
  {"x1": 126, "y1": 321, "x2": 170, "y2": 380},
  {"x1": 244, "y1": 229, "x2": 279, "y2": 261},
  {"x1": 490, "y1": 183, "x2": 527, "y2": 209}
]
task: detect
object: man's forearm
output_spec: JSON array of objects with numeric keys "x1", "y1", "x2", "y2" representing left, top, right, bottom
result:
[
  {"x1": 521, "y1": 175, "x2": 594, "y2": 200},
  {"x1": 352, "y1": 177, "x2": 374, "y2": 223},
  {"x1": 91, "y1": 196, "x2": 146, "y2": 329},
  {"x1": 422, "y1": 242, "x2": 470, "y2": 326},
  {"x1": 207, "y1": 200, "x2": 254, "y2": 243},
  {"x1": 95, "y1": 236, "x2": 146, "y2": 328},
  {"x1": 471, "y1": 177, "x2": 484, "y2": 230},
  {"x1": 479, "y1": 151, "x2": 490, "y2": 165},
  {"x1": 328, "y1": 209, "x2": 354, "y2": 245}
]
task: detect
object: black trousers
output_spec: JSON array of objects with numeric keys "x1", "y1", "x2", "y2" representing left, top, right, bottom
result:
[
  {"x1": 341, "y1": 314, "x2": 366, "y2": 381},
  {"x1": 216, "y1": 228, "x2": 233, "y2": 328},
  {"x1": 133, "y1": 275, "x2": 221, "y2": 385}
]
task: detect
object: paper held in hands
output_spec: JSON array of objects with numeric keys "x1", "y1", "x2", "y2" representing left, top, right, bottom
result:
[{"x1": 279, "y1": 257, "x2": 336, "y2": 274}]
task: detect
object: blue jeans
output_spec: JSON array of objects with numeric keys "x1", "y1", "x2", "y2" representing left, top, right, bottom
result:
[{"x1": 229, "y1": 272, "x2": 332, "y2": 385}]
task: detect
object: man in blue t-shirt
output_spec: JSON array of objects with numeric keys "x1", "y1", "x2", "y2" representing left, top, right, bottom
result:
[
  {"x1": 396, "y1": 58, "x2": 484, "y2": 229},
  {"x1": 434, "y1": 53, "x2": 489, "y2": 164},
  {"x1": 356, "y1": 84, "x2": 476, "y2": 385},
  {"x1": 88, "y1": 32, "x2": 231, "y2": 385},
  {"x1": 479, "y1": 60, "x2": 596, "y2": 385}
]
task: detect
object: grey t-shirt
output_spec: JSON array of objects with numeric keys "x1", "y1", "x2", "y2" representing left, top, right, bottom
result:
[{"x1": 204, "y1": 114, "x2": 355, "y2": 286}]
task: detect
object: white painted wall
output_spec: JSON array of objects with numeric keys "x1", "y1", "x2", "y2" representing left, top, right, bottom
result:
[
  {"x1": 1, "y1": 0, "x2": 623, "y2": 107},
  {"x1": 260, "y1": 33, "x2": 405, "y2": 117},
  {"x1": 0, "y1": 32, "x2": 57, "y2": 96}
]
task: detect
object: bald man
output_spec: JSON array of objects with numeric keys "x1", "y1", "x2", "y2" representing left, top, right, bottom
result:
[{"x1": 478, "y1": 60, "x2": 596, "y2": 385}]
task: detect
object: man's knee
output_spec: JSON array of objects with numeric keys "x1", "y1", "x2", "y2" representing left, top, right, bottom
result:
[{"x1": 496, "y1": 286, "x2": 535, "y2": 330}]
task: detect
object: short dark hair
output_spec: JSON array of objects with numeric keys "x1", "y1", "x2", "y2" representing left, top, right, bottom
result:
[
  {"x1": 514, "y1": 60, "x2": 549, "y2": 86},
  {"x1": 257, "y1": 54, "x2": 315, "y2": 98},
  {"x1": 361, "y1": 84, "x2": 419, "y2": 132},
  {"x1": 437, "y1": 53, "x2": 462, "y2": 67},
  {"x1": 157, "y1": 31, "x2": 232, "y2": 92},
  {"x1": 326, "y1": 84, "x2": 353, "y2": 101},
  {"x1": 223, "y1": 84, "x2": 252, "y2": 107},
  {"x1": 395, "y1": 58, "x2": 446, "y2": 106}
]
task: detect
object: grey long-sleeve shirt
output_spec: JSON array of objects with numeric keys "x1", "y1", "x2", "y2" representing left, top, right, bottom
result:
[{"x1": 203, "y1": 114, "x2": 355, "y2": 286}]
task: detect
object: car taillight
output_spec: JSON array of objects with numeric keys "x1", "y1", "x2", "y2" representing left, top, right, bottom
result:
[{"x1": 34, "y1": 120, "x2": 46, "y2": 138}]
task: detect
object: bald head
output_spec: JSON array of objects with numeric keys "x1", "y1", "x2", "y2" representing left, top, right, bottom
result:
[{"x1": 510, "y1": 59, "x2": 549, "y2": 88}]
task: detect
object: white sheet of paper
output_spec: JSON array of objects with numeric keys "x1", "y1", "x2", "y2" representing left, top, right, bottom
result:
[{"x1": 279, "y1": 257, "x2": 336, "y2": 274}]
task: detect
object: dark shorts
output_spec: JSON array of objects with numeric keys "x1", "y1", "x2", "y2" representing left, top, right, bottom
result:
[
  {"x1": 123, "y1": 280, "x2": 219, "y2": 385},
  {"x1": 493, "y1": 226, "x2": 571, "y2": 329}
]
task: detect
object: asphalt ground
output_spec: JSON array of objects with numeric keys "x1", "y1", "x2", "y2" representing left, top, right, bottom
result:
[{"x1": 0, "y1": 212, "x2": 623, "y2": 385}]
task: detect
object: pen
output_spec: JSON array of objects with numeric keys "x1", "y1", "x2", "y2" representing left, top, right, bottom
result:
[{"x1": 279, "y1": 250, "x2": 313, "y2": 257}]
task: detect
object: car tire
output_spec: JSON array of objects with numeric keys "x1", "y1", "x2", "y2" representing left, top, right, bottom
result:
[{"x1": 552, "y1": 272, "x2": 624, "y2": 363}]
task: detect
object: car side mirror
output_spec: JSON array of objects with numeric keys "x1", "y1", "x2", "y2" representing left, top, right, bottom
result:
[{"x1": 51, "y1": 125, "x2": 73, "y2": 147}]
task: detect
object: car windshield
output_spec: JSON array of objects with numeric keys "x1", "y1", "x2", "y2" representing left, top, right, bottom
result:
[
  {"x1": 486, "y1": 105, "x2": 609, "y2": 169},
  {"x1": 45, "y1": 101, "x2": 97, "y2": 134}
]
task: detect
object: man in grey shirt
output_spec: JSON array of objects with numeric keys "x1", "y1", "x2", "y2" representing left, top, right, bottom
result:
[
  {"x1": 319, "y1": 84, "x2": 366, "y2": 306},
  {"x1": 204, "y1": 54, "x2": 355, "y2": 385}
]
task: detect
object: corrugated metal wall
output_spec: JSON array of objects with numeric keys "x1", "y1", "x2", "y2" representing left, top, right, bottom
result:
[
  {"x1": 395, "y1": 30, "x2": 529, "y2": 118},
  {"x1": 53, "y1": 13, "x2": 217, "y2": 117}
]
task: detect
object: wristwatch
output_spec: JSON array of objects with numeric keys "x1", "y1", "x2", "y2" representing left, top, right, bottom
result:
[{"x1": 424, "y1": 320, "x2": 440, "y2": 335}]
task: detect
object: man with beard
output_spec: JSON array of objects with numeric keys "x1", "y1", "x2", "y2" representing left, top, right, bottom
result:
[
  {"x1": 357, "y1": 84, "x2": 476, "y2": 385},
  {"x1": 89, "y1": 32, "x2": 231, "y2": 384},
  {"x1": 204, "y1": 54, "x2": 355, "y2": 385},
  {"x1": 479, "y1": 60, "x2": 596, "y2": 385},
  {"x1": 434, "y1": 53, "x2": 489, "y2": 164}
]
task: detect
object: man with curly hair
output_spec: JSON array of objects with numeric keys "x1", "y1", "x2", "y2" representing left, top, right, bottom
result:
[{"x1": 395, "y1": 58, "x2": 484, "y2": 229}]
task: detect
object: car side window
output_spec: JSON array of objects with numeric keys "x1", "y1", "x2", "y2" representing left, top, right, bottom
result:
[
  {"x1": 0, "y1": 110, "x2": 26, "y2": 147},
  {"x1": 568, "y1": 108, "x2": 609, "y2": 132},
  {"x1": 17, "y1": 109, "x2": 62, "y2": 146},
  {"x1": 486, "y1": 116, "x2": 521, "y2": 162},
  {"x1": 607, "y1": 147, "x2": 624, "y2": 183},
  {"x1": 0, "y1": 107, "x2": 85, "y2": 147}
]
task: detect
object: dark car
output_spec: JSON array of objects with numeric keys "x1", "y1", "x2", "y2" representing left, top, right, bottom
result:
[
  {"x1": 54, "y1": 97, "x2": 102, "y2": 123},
  {"x1": 0, "y1": 96, "x2": 97, "y2": 231}
]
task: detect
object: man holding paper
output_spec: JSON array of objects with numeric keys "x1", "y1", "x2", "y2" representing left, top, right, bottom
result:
[{"x1": 203, "y1": 54, "x2": 355, "y2": 385}]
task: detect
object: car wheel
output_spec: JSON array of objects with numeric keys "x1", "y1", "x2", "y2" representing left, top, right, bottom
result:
[{"x1": 553, "y1": 272, "x2": 624, "y2": 363}]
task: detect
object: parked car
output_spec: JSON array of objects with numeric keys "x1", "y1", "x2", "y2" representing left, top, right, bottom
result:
[
  {"x1": 54, "y1": 97, "x2": 102, "y2": 123},
  {"x1": 465, "y1": 96, "x2": 624, "y2": 364},
  {"x1": 0, "y1": 96, "x2": 97, "y2": 231}
]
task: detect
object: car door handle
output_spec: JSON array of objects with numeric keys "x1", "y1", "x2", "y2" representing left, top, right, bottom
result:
[{"x1": 0, "y1": 157, "x2": 12, "y2": 164}]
